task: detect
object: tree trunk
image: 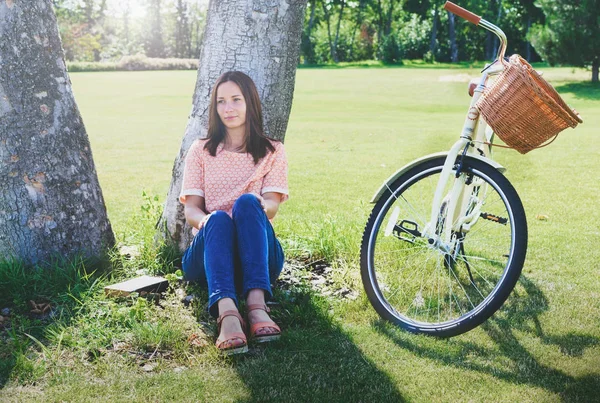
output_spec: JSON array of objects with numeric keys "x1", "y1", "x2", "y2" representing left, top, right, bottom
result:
[
  {"x1": 349, "y1": 0, "x2": 366, "y2": 58},
  {"x1": 0, "y1": 0, "x2": 114, "y2": 265},
  {"x1": 593, "y1": 57, "x2": 599, "y2": 83},
  {"x1": 322, "y1": 1, "x2": 335, "y2": 62},
  {"x1": 525, "y1": 16, "x2": 531, "y2": 61},
  {"x1": 302, "y1": 0, "x2": 316, "y2": 64},
  {"x1": 376, "y1": 0, "x2": 384, "y2": 46},
  {"x1": 384, "y1": 0, "x2": 395, "y2": 36},
  {"x1": 332, "y1": 0, "x2": 345, "y2": 63},
  {"x1": 123, "y1": 1, "x2": 131, "y2": 46},
  {"x1": 161, "y1": 0, "x2": 308, "y2": 250},
  {"x1": 429, "y1": 3, "x2": 438, "y2": 58},
  {"x1": 448, "y1": 11, "x2": 458, "y2": 62}
]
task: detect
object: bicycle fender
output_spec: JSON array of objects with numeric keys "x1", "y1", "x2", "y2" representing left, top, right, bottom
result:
[{"x1": 369, "y1": 152, "x2": 506, "y2": 203}]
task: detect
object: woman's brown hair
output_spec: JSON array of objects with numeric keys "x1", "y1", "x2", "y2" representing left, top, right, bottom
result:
[{"x1": 205, "y1": 71, "x2": 275, "y2": 163}]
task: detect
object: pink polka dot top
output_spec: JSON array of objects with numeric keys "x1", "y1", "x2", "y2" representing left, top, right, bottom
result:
[{"x1": 179, "y1": 138, "x2": 289, "y2": 219}]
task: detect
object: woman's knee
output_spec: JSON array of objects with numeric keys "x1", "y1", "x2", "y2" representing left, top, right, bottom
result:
[
  {"x1": 205, "y1": 210, "x2": 233, "y2": 228},
  {"x1": 233, "y1": 193, "x2": 261, "y2": 215}
]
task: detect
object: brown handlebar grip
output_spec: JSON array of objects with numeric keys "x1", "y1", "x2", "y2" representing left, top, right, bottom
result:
[{"x1": 443, "y1": 1, "x2": 481, "y2": 25}]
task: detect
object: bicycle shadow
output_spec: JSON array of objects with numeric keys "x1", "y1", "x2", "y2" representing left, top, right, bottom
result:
[
  {"x1": 228, "y1": 289, "x2": 406, "y2": 402},
  {"x1": 554, "y1": 82, "x2": 600, "y2": 101},
  {"x1": 372, "y1": 274, "x2": 600, "y2": 401}
]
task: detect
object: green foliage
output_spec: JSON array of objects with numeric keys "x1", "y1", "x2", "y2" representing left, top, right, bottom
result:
[
  {"x1": 378, "y1": 34, "x2": 402, "y2": 64},
  {"x1": 53, "y1": 0, "x2": 206, "y2": 62},
  {"x1": 67, "y1": 60, "x2": 119, "y2": 72},
  {"x1": 67, "y1": 55, "x2": 198, "y2": 72},
  {"x1": 59, "y1": 23, "x2": 102, "y2": 62},
  {"x1": 529, "y1": 0, "x2": 600, "y2": 80},
  {"x1": 397, "y1": 14, "x2": 431, "y2": 59}
]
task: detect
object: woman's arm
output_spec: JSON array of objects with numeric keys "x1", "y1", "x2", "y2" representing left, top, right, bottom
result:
[
  {"x1": 184, "y1": 195, "x2": 210, "y2": 230},
  {"x1": 256, "y1": 192, "x2": 282, "y2": 220}
]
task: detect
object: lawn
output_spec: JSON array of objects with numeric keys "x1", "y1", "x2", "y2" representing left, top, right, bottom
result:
[{"x1": 1, "y1": 67, "x2": 599, "y2": 402}]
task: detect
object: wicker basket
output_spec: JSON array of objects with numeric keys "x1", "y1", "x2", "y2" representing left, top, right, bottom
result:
[{"x1": 475, "y1": 54, "x2": 583, "y2": 154}]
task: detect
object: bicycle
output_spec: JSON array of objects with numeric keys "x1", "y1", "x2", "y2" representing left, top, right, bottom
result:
[{"x1": 360, "y1": 1, "x2": 583, "y2": 338}]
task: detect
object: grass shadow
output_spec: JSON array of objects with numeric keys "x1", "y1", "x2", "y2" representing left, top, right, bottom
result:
[
  {"x1": 227, "y1": 289, "x2": 405, "y2": 402},
  {"x1": 554, "y1": 82, "x2": 600, "y2": 101},
  {"x1": 371, "y1": 274, "x2": 600, "y2": 402},
  {"x1": 0, "y1": 254, "x2": 111, "y2": 388}
]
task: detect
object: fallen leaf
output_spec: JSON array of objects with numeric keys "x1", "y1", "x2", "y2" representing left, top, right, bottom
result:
[
  {"x1": 187, "y1": 333, "x2": 208, "y2": 348},
  {"x1": 536, "y1": 214, "x2": 549, "y2": 221}
]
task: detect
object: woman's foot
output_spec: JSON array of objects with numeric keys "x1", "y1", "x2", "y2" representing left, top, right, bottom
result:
[
  {"x1": 246, "y1": 289, "x2": 281, "y2": 342},
  {"x1": 247, "y1": 304, "x2": 281, "y2": 342},
  {"x1": 216, "y1": 299, "x2": 247, "y2": 355},
  {"x1": 247, "y1": 306, "x2": 280, "y2": 337}
]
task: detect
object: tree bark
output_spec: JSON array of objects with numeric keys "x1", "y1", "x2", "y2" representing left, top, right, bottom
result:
[
  {"x1": 161, "y1": 0, "x2": 308, "y2": 250},
  {"x1": 0, "y1": 0, "x2": 114, "y2": 265},
  {"x1": 593, "y1": 57, "x2": 599, "y2": 83}
]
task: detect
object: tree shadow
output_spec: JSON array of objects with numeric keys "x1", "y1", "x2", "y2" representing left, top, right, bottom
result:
[
  {"x1": 554, "y1": 82, "x2": 600, "y2": 101},
  {"x1": 227, "y1": 289, "x2": 406, "y2": 402},
  {"x1": 372, "y1": 274, "x2": 600, "y2": 402},
  {"x1": 0, "y1": 254, "x2": 111, "y2": 388}
]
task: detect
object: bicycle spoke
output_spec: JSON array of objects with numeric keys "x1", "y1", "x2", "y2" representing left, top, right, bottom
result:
[{"x1": 363, "y1": 158, "x2": 526, "y2": 335}]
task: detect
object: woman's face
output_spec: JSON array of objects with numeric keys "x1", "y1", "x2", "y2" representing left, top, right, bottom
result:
[{"x1": 216, "y1": 81, "x2": 247, "y2": 133}]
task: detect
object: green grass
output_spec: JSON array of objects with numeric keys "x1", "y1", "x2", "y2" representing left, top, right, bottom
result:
[{"x1": 1, "y1": 67, "x2": 599, "y2": 402}]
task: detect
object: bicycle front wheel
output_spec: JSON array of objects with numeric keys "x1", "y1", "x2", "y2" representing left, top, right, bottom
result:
[{"x1": 361, "y1": 156, "x2": 527, "y2": 337}]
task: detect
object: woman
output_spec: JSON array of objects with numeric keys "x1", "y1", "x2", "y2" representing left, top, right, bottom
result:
[{"x1": 179, "y1": 71, "x2": 288, "y2": 355}]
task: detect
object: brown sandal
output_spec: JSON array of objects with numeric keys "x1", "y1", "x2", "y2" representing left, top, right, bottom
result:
[
  {"x1": 216, "y1": 310, "x2": 248, "y2": 355},
  {"x1": 247, "y1": 304, "x2": 281, "y2": 343}
]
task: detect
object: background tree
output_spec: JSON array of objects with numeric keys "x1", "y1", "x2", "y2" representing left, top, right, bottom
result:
[
  {"x1": 0, "y1": 0, "x2": 114, "y2": 265},
  {"x1": 173, "y1": 0, "x2": 191, "y2": 58},
  {"x1": 300, "y1": 0, "x2": 320, "y2": 64},
  {"x1": 161, "y1": 0, "x2": 308, "y2": 250},
  {"x1": 144, "y1": 0, "x2": 166, "y2": 57},
  {"x1": 529, "y1": 0, "x2": 599, "y2": 82}
]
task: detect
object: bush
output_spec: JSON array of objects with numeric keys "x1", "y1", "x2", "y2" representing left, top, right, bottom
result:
[
  {"x1": 67, "y1": 61, "x2": 119, "y2": 72},
  {"x1": 378, "y1": 35, "x2": 403, "y2": 64},
  {"x1": 398, "y1": 14, "x2": 432, "y2": 60},
  {"x1": 118, "y1": 54, "x2": 198, "y2": 71},
  {"x1": 67, "y1": 55, "x2": 198, "y2": 72}
]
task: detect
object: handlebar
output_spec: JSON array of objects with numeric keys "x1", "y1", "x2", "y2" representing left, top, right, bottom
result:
[
  {"x1": 443, "y1": 1, "x2": 507, "y2": 63},
  {"x1": 443, "y1": 1, "x2": 481, "y2": 25}
]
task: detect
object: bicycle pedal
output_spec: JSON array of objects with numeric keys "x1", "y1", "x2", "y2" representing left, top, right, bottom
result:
[
  {"x1": 394, "y1": 220, "x2": 421, "y2": 242},
  {"x1": 480, "y1": 212, "x2": 508, "y2": 225}
]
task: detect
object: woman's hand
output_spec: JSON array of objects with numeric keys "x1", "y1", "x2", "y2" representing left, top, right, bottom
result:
[
  {"x1": 251, "y1": 192, "x2": 281, "y2": 219},
  {"x1": 251, "y1": 193, "x2": 268, "y2": 214},
  {"x1": 197, "y1": 212, "x2": 212, "y2": 229},
  {"x1": 183, "y1": 195, "x2": 209, "y2": 230}
]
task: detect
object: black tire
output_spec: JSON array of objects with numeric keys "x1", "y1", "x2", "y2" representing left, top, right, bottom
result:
[{"x1": 361, "y1": 156, "x2": 527, "y2": 337}]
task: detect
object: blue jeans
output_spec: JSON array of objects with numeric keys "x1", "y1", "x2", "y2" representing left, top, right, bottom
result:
[{"x1": 181, "y1": 194, "x2": 285, "y2": 317}]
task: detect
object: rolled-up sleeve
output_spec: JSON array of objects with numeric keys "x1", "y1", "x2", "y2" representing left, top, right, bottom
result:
[
  {"x1": 262, "y1": 143, "x2": 289, "y2": 203},
  {"x1": 179, "y1": 140, "x2": 205, "y2": 204}
]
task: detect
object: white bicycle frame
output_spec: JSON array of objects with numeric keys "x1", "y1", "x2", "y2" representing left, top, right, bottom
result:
[{"x1": 420, "y1": 19, "x2": 508, "y2": 252}]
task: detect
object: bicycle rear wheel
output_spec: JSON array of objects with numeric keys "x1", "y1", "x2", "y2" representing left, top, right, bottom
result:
[{"x1": 361, "y1": 156, "x2": 527, "y2": 337}]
